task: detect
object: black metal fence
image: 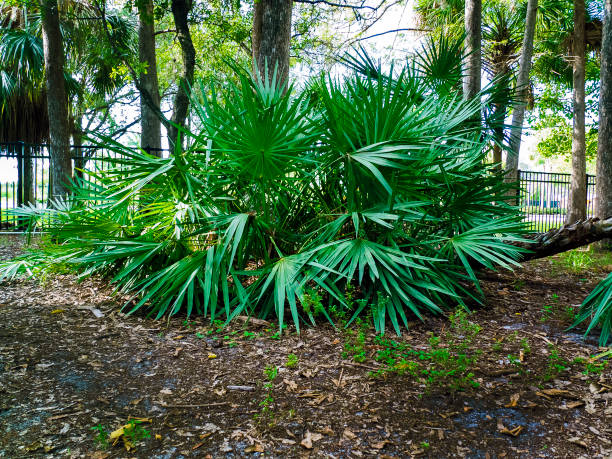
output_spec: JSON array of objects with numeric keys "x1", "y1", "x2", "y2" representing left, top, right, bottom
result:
[
  {"x1": 0, "y1": 142, "x2": 598, "y2": 232},
  {"x1": 518, "y1": 170, "x2": 596, "y2": 232},
  {"x1": 0, "y1": 142, "x2": 132, "y2": 229}
]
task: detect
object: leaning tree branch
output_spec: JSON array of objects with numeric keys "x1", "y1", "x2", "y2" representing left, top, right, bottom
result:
[
  {"x1": 293, "y1": 0, "x2": 380, "y2": 10},
  {"x1": 355, "y1": 28, "x2": 431, "y2": 41},
  {"x1": 515, "y1": 217, "x2": 612, "y2": 261}
]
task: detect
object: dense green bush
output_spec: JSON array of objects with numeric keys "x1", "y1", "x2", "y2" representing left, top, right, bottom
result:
[{"x1": 1, "y1": 52, "x2": 528, "y2": 333}]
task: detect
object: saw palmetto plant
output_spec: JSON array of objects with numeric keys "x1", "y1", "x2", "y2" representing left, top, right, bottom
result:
[{"x1": 2, "y1": 47, "x2": 530, "y2": 334}]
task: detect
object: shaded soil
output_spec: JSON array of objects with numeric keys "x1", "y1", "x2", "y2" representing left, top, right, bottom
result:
[{"x1": 0, "y1": 234, "x2": 611, "y2": 458}]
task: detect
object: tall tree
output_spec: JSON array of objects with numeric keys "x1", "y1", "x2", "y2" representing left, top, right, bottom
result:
[
  {"x1": 505, "y1": 0, "x2": 538, "y2": 182},
  {"x1": 252, "y1": 0, "x2": 293, "y2": 85},
  {"x1": 167, "y1": 0, "x2": 195, "y2": 150},
  {"x1": 482, "y1": 5, "x2": 521, "y2": 166},
  {"x1": 567, "y1": 0, "x2": 587, "y2": 223},
  {"x1": 597, "y1": 0, "x2": 612, "y2": 224},
  {"x1": 41, "y1": 0, "x2": 72, "y2": 198},
  {"x1": 138, "y1": 0, "x2": 162, "y2": 154},
  {"x1": 463, "y1": 0, "x2": 481, "y2": 99}
]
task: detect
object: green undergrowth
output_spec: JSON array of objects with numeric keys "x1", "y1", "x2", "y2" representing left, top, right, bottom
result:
[
  {"x1": 369, "y1": 309, "x2": 482, "y2": 393},
  {"x1": 552, "y1": 248, "x2": 612, "y2": 275}
]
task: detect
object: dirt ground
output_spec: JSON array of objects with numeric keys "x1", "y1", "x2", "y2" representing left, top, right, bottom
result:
[{"x1": 1, "y1": 234, "x2": 611, "y2": 458}]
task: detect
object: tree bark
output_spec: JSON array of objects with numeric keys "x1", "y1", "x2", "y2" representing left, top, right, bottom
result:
[
  {"x1": 41, "y1": 0, "x2": 72, "y2": 199},
  {"x1": 463, "y1": 0, "x2": 481, "y2": 100},
  {"x1": 514, "y1": 217, "x2": 612, "y2": 261},
  {"x1": 22, "y1": 146, "x2": 34, "y2": 206},
  {"x1": 138, "y1": 0, "x2": 162, "y2": 156},
  {"x1": 167, "y1": 0, "x2": 195, "y2": 151},
  {"x1": 72, "y1": 117, "x2": 85, "y2": 180},
  {"x1": 505, "y1": 0, "x2": 538, "y2": 183},
  {"x1": 567, "y1": 0, "x2": 587, "y2": 224},
  {"x1": 492, "y1": 96, "x2": 508, "y2": 168},
  {"x1": 596, "y1": 0, "x2": 612, "y2": 225},
  {"x1": 252, "y1": 0, "x2": 293, "y2": 86}
]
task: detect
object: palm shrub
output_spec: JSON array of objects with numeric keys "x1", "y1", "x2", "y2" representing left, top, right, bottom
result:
[
  {"x1": 1, "y1": 52, "x2": 528, "y2": 334},
  {"x1": 572, "y1": 274, "x2": 612, "y2": 346}
]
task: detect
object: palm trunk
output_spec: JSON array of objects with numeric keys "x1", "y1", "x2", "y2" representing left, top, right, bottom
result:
[
  {"x1": 138, "y1": 0, "x2": 162, "y2": 156},
  {"x1": 41, "y1": 0, "x2": 72, "y2": 199},
  {"x1": 492, "y1": 129, "x2": 503, "y2": 168},
  {"x1": 167, "y1": 0, "x2": 195, "y2": 151},
  {"x1": 567, "y1": 0, "x2": 587, "y2": 224},
  {"x1": 596, "y1": 0, "x2": 612, "y2": 226},
  {"x1": 505, "y1": 0, "x2": 538, "y2": 183},
  {"x1": 514, "y1": 217, "x2": 612, "y2": 261},
  {"x1": 463, "y1": 0, "x2": 482, "y2": 100},
  {"x1": 252, "y1": 0, "x2": 293, "y2": 86}
]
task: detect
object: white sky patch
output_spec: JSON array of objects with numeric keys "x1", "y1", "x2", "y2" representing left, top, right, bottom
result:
[{"x1": 0, "y1": 158, "x2": 17, "y2": 183}]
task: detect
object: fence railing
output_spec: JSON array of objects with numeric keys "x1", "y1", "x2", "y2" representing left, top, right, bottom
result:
[
  {"x1": 518, "y1": 170, "x2": 596, "y2": 233},
  {"x1": 0, "y1": 142, "x2": 133, "y2": 229},
  {"x1": 0, "y1": 142, "x2": 598, "y2": 232}
]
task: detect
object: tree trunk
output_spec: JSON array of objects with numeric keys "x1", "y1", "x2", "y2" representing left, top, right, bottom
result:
[
  {"x1": 252, "y1": 0, "x2": 293, "y2": 86},
  {"x1": 41, "y1": 0, "x2": 72, "y2": 199},
  {"x1": 491, "y1": 94, "x2": 508, "y2": 169},
  {"x1": 72, "y1": 118, "x2": 85, "y2": 180},
  {"x1": 16, "y1": 143, "x2": 34, "y2": 228},
  {"x1": 505, "y1": 0, "x2": 538, "y2": 183},
  {"x1": 22, "y1": 145, "x2": 34, "y2": 206},
  {"x1": 463, "y1": 0, "x2": 481, "y2": 100},
  {"x1": 596, "y1": 0, "x2": 612, "y2": 226},
  {"x1": 514, "y1": 217, "x2": 612, "y2": 261},
  {"x1": 492, "y1": 141, "x2": 502, "y2": 168},
  {"x1": 167, "y1": 0, "x2": 195, "y2": 151},
  {"x1": 567, "y1": 0, "x2": 587, "y2": 224},
  {"x1": 138, "y1": 0, "x2": 162, "y2": 156}
]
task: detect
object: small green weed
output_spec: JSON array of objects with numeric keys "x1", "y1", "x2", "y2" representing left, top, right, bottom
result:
[
  {"x1": 582, "y1": 359, "x2": 608, "y2": 376},
  {"x1": 520, "y1": 338, "x2": 531, "y2": 355},
  {"x1": 123, "y1": 420, "x2": 151, "y2": 444},
  {"x1": 91, "y1": 424, "x2": 109, "y2": 450},
  {"x1": 571, "y1": 353, "x2": 609, "y2": 376},
  {"x1": 256, "y1": 365, "x2": 279, "y2": 425},
  {"x1": 302, "y1": 287, "x2": 324, "y2": 319},
  {"x1": 542, "y1": 344, "x2": 569, "y2": 381},
  {"x1": 264, "y1": 365, "x2": 278, "y2": 382},
  {"x1": 540, "y1": 304, "x2": 554, "y2": 322},
  {"x1": 563, "y1": 305, "x2": 578, "y2": 323},
  {"x1": 507, "y1": 354, "x2": 524, "y2": 374},
  {"x1": 341, "y1": 318, "x2": 369, "y2": 363},
  {"x1": 285, "y1": 353, "x2": 299, "y2": 368}
]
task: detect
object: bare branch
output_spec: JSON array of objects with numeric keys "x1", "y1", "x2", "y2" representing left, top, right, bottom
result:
[
  {"x1": 355, "y1": 27, "x2": 430, "y2": 41},
  {"x1": 293, "y1": 0, "x2": 378, "y2": 10},
  {"x1": 155, "y1": 29, "x2": 177, "y2": 36}
]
